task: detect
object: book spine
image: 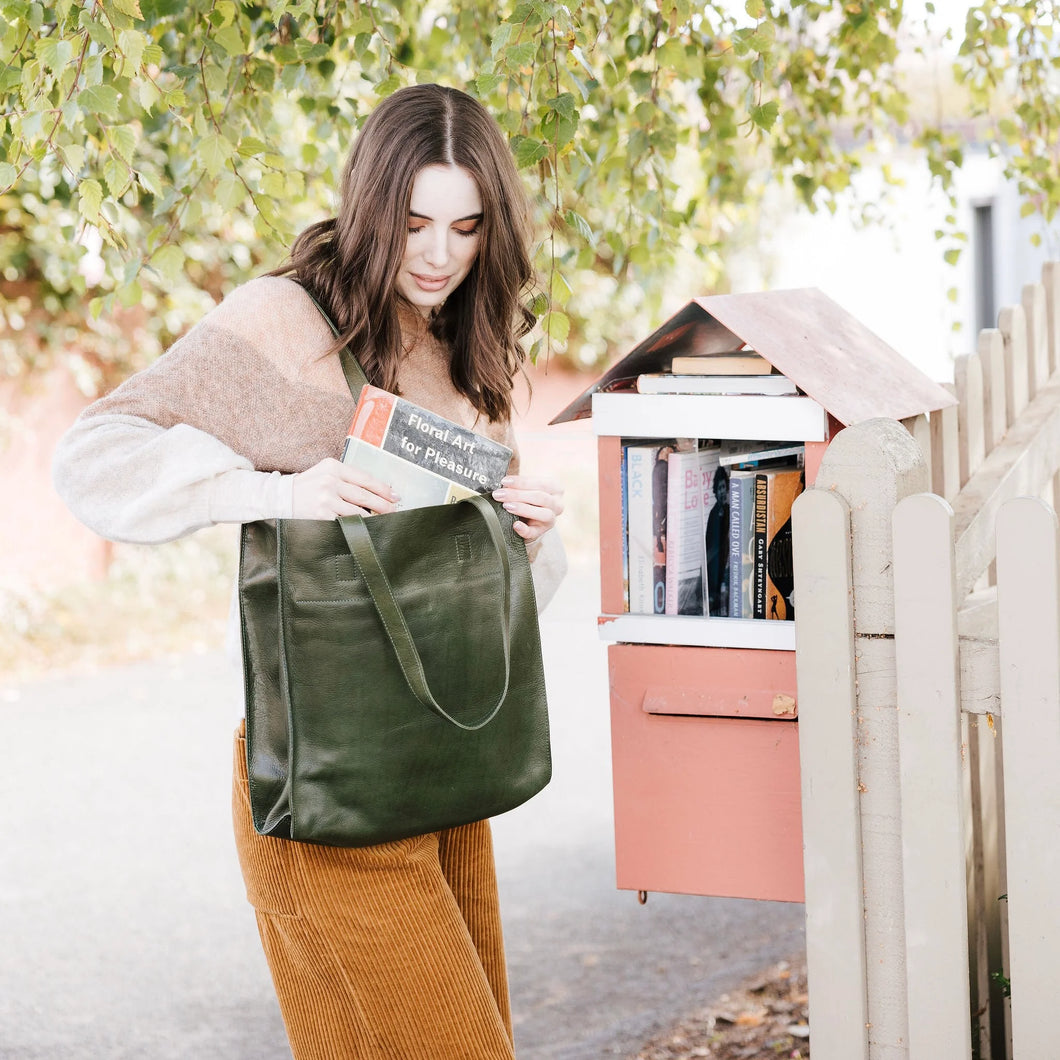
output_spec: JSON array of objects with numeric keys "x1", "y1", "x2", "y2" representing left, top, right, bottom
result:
[
  {"x1": 621, "y1": 445, "x2": 630, "y2": 612},
  {"x1": 703, "y1": 465, "x2": 730, "y2": 617},
  {"x1": 651, "y1": 447, "x2": 671, "y2": 614},
  {"x1": 728, "y1": 473, "x2": 743, "y2": 620},
  {"x1": 664, "y1": 452, "x2": 706, "y2": 616},
  {"x1": 738, "y1": 476, "x2": 756, "y2": 619},
  {"x1": 765, "y1": 471, "x2": 805, "y2": 620},
  {"x1": 625, "y1": 446, "x2": 655, "y2": 614},
  {"x1": 752, "y1": 473, "x2": 769, "y2": 620}
]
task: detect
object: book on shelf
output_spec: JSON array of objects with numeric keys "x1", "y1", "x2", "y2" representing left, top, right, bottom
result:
[
  {"x1": 718, "y1": 439, "x2": 805, "y2": 468},
  {"x1": 620, "y1": 444, "x2": 630, "y2": 612},
  {"x1": 636, "y1": 373, "x2": 798, "y2": 397},
  {"x1": 670, "y1": 350, "x2": 775, "y2": 376},
  {"x1": 703, "y1": 464, "x2": 731, "y2": 618},
  {"x1": 728, "y1": 469, "x2": 757, "y2": 620},
  {"x1": 764, "y1": 468, "x2": 804, "y2": 621},
  {"x1": 663, "y1": 444, "x2": 722, "y2": 617},
  {"x1": 750, "y1": 467, "x2": 804, "y2": 620},
  {"x1": 625, "y1": 442, "x2": 673, "y2": 614},
  {"x1": 342, "y1": 385, "x2": 512, "y2": 509}
]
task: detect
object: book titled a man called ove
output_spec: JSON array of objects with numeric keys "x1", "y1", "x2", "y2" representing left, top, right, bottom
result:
[{"x1": 341, "y1": 385, "x2": 513, "y2": 510}]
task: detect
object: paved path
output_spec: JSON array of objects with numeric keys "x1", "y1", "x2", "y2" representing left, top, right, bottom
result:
[{"x1": 0, "y1": 563, "x2": 804, "y2": 1059}]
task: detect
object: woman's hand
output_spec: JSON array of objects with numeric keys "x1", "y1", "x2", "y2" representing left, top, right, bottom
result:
[
  {"x1": 492, "y1": 474, "x2": 565, "y2": 543},
  {"x1": 291, "y1": 458, "x2": 400, "y2": 519}
]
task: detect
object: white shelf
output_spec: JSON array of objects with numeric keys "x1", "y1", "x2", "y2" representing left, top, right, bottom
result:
[
  {"x1": 591, "y1": 392, "x2": 828, "y2": 441},
  {"x1": 598, "y1": 613, "x2": 796, "y2": 651}
]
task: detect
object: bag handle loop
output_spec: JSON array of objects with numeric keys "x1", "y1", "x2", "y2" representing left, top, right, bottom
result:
[{"x1": 338, "y1": 494, "x2": 513, "y2": 731}]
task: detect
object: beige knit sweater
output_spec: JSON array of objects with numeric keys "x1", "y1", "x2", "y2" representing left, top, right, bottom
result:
[{"x1": 53, "y1": 276, "x2": 565, "y2": 607}]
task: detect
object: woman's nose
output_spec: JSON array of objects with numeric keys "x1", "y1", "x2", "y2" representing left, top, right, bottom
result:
[{"x1": 423, "y1": 230, "x2": 450, "y2": 268}]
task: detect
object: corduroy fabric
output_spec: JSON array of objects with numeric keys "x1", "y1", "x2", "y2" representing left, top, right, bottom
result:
[{"x1": 231, "y1": 726, "x2": 515, "y2": 1059}]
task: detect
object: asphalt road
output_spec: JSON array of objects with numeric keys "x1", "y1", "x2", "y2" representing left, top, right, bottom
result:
[{"x1": 0, "y1": 563, "x2": 805, "y2": 1059}]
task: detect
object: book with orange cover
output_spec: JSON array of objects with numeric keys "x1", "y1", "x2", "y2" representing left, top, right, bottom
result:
[{"x1": 341, "y1": 385, "x2": 513, "y2": 510}]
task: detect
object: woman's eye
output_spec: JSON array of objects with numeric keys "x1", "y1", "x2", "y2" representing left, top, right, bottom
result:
[
  {"x1": 407, "y1": 225, "x2": 425, "y2": 235},
  {"x1": 454, "y1": 225, "x2": 480, "y2": 238}
]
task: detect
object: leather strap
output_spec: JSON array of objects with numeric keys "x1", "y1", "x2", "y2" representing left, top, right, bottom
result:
[
  {"x1": 338, "y1": 494, "x2": 513, "y2": 732},
  {"x1": 303, "y1": 290, "x2": 369, "y2": 398}
]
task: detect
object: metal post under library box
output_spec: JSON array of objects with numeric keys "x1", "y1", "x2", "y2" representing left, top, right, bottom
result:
[{"x1": 552, "y1": 287, "x2": 956, "y2": 903}]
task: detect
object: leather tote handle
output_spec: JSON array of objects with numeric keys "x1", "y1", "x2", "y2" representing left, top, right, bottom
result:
[
  {"x1": 302, "y1": 289, "x2": 369, "y2": 399},
  {"x1": 338, "y1": 494, "x2": 512, "y2": 732}
]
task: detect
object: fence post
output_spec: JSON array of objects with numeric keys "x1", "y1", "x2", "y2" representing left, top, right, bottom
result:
[
  {"x1": 792, "y1": 488, "x2": 868, "y2": 1060},
  {"x1": 892, "y1": 493, "x2": 972, "y2": 1058},
  {"x1": 807, "y1": 417, "x2": 930, "y2": 1055},
  {"x1": 995, "y1": 497, "x2": 1060, "y2": 1057}
]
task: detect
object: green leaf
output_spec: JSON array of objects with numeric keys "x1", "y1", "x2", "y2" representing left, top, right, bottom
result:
[
  {"x1": 745, "y1": 0, "x2": 766, "y2": 18},
  {"x1": 149, "y1": 244, "x2": 185, "y2": 284},
  {"x1": 198, "y1": 132, "x2": 233, "y2": 177},
  {"x1": 475, "y1": 73, "x2": 504, "y2": 96},
  {"x1": 77, "y1": 178, "x2": 104, "y2": 224},
  {"x1": 503, "y1": 41, "x2": 536, "y2": 70},
  {"x1": 750, "y1": 101, "x2": 779, "y2": 130},
  {"x1": 490, "y1": 21, "x2": 513, "y2": 59},
  {"x1": 111, "y1": 124, "x2": 138, "y2": 163},
  {"x1": 943, "y1": 248, "x2": 961, "y2": 266},
  {"x1": 565, "y1": 209, "x2": 594, "y2": 244},
  {"x1": 213, "y1": 23, "x2": 244, "y2": 56},
  {"x1": 513, "y1": 137, "x2": 549, "y2": 167},
  {"x1": 80, "y1": 85, "x2": 121, "y2": 119},
  {"x1": 106, "y1": 0, "x2": 143, "y2": 18},
  {"x1": 0, "y1": 161, "x2": 17, "y2": 189},
  {"x1": 117, "y1": 28, "x2": 147, "y2": 72},
  {"x1": 545, "y1": 310, "x2": 570, "y2": 343}
]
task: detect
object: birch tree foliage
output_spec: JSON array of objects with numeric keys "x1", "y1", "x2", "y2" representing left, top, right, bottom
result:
[{"x1": 0, "y1": 0, "x2": 1056, "y2": 388}]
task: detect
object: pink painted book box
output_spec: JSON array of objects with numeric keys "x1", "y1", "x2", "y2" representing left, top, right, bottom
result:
[{"x1": 552, "y1": 288, "x2": 956, "y2": 902}]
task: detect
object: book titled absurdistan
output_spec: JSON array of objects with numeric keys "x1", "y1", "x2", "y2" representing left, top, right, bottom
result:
[{"x1": 342, "y1": 385, "x2": 513, "y2": 510}]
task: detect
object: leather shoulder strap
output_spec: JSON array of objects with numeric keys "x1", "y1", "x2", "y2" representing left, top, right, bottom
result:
[{"x1": 302, "y1": 289, "x2": 369, "y2": 399}]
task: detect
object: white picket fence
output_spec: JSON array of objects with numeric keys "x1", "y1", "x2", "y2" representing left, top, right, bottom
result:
[{"x1": 792, "y1": 262, "x2": 1060, "y2": 1059}]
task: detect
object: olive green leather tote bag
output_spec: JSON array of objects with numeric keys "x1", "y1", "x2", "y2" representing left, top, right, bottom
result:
[{"x1": 237, "y1": 334, "x2": 551, "y2": 848}]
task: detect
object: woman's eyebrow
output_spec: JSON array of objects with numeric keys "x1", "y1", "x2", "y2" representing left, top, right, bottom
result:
[{"x1": 408, "y1": 210, "x2": 483, "y2": 222}]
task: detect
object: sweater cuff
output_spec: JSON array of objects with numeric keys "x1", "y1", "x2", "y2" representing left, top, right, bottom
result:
[{"x1": 208, "y1": 468, "x2": 296, "y2": 523}]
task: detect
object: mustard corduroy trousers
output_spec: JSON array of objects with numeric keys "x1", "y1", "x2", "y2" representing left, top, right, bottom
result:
[{"x1": 231, "y1": 726, "x2": 516, "y2": 1059}]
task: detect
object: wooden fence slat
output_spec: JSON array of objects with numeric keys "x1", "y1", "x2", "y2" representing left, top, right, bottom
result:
[
  {"x1": 999, "y1": 305, "x2": 1029, "y2": 428},
  {"x1": 996, "y1": 497, "x2": 1060, "y2": 1058},
  {"x1": 930, "y1": 390, "x2": 960, "y2": 503},
  {"x1": 955, "y1": 352, "x2": 987, "y2": 488},
  {"x1": 978, "y1": 329, "x2": 1008, "y2": 454},
  {"x1": 1041, "y1": 261, "x2": 1060, "y2": 376},
  {"x1": 792, "y1": 488, "x2": 869, "y2": 1060},
  {"x1": 892, "y1": 494, "x2": 972, "y2": 1058},
  {"x1": 1022, "y1": 282, "x2": 1049, "y2": 398}
]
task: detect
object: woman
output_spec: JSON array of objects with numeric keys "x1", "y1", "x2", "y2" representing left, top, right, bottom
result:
[{"x1": 53, "y1": 83, "x2": 565, "y2": 1059}]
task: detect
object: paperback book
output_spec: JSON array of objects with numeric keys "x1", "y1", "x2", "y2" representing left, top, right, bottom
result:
[
  {"x1": 663, "y1": 444, "x2": 721, "y2": 616},
  {"x1": 728, "y1": 469, "x2": 757, "y2": 620},
  {"x1": 342, "y1": 385, "x2": 512, "y2": 509},
  {"x1": 670, "y1": 350, "x2": 774, "y2": 376},
  {"x1": 751, "y1": 467, "x2": 804, "y2": 620},
  {"x1": 636, "y1": 374, "x2": 798, "y2": 397}
]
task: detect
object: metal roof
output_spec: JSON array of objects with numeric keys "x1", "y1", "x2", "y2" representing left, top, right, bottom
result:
[{"x1": 551, "y1": 287, "x2": 957, "y2": 426}]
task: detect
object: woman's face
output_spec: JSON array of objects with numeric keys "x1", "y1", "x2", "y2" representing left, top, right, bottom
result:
[{"x1": 397, "y1": 164, "x2": 483, "y2": 317}]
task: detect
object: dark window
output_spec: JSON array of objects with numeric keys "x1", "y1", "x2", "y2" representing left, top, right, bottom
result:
[{"x1": 973, "y1": 202, "x2": 996, "y2": 333}]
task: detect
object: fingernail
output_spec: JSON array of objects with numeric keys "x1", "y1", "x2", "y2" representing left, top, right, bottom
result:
[
  {"x1": 492, "y1": 489, "x2": 507, "y2": 500},
  {"x1": 503, "y1": 503, "x2": 516, "y2": 512},
  {"x1": 501, "y1": 476, "x2": 515, "y2": 486}
]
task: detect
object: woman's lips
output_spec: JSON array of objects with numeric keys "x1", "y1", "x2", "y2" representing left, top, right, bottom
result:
[{"x1": 411, "y1": 273, "x2": 449, "y2": 291}]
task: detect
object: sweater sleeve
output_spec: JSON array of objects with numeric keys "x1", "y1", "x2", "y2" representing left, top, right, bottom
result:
[{"x1": 52, "y1": 412, "x2": 295, "y2": 544}]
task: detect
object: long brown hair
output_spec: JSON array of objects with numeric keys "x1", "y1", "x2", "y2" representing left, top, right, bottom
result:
[{"x1": 270, "y1": 84, "x2": 535, "y2": 422}]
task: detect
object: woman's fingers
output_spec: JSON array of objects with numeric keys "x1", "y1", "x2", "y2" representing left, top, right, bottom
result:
[
  {"x1": 492, "y1": 474, "x2": 565, "y2": 542},
  {"x1": 292, "y1": 458, "x2": 400, "y2": 519}
]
